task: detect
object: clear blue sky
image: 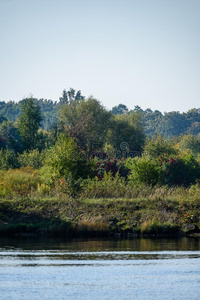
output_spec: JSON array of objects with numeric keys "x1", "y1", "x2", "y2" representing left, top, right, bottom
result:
[{"x1": 0, "y1": 0, "x2": 200, "y2": 112}]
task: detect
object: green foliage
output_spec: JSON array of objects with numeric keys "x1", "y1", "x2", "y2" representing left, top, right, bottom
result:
[
  {"x1": 1, "y1": 99, "x2": 200, "y2": 138},
  {"x1": 59, "y1": 97, "x2": 112, "y2": 153},
  {"x1": 180, "y1": 135, "x2": 200, "y2": 157},
  {"x1": 81, "y1": 172, "x2": 127, "y2": 198},
  {"x1": 59, "y1": 88, "x2": 84, "y2": 104},
  {"x1": 18, "y1": 98, "x2": 43, "y2": 151},
  {"x1": 127, "y1": 156, "x2": 161, "y2": 186},
  {"x1": 0, "y1": 99, "x2": 60, "y2": 131},
  {"x1": 17, "y1": 149, "x2": 45, "y2": 169},
  {"x1": 144, "y1": 135, "x2": 177, "y2": 158},
  {"x1": 160, "y1": 154, "x2": 200, "y2": 187},
  {"x1": 0, "y1": 148, "x2": 18, "y2": 170},
  {"x1": 42, "y1": 134, "x2": 95, "y2": 196},
  {"x1": 0, "y1": 101, "x2": 21, "y2": 123},
  {"x1": 111, "y1": 104, "x2": 129, "y2": 115},
  {"x1": 140, "y1": 220, "x2": 179, "y2": 235},
  {"x1": 0, "y1": 167, "x2": 41, "y2": 197},
  {"x1": 0, "y1": 120, "x2": 21, "y2": 152},
  {"x1": 111, "y1": 105, "x2": 200, "y2": 138},
  {"x1": 126, "y1": 152, "x2": 200, "y2": 187},
  {"x1": 157, "y1": 111, "x2": 189, "y2": 136},
  {"x1": 95, "y1": 158, "x2": 130, "y2": 179},
  {"x1": 107, "y1": 112, "x2": 145, "y2": 153}
]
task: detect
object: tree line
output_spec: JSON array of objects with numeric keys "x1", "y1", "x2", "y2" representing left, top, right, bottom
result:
[
  {"x1": 0, "y1": 88, "x2": 200, "y2": 198},
  {"x1": 1, "y1": 89, "x2": 200, "y2": 136}
]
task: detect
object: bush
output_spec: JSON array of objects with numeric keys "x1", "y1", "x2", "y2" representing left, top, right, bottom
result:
[
  {"x1": 18, "y1": 149, "x2": 45, "y2": 169},
  {"x1": 140, "y1": 220, "x2": 179, "y2": 235},
  {"x1": 95, "y1": 158, "x2": 130, "y2": 179},
  {"x1": 41, "y1": 134, "x2": 95, "y2": 196},
  {"x1": 160, "y1": 154, "x2": 200, "y2": 187},
  {"x1": 81, "y1": 172, "x2": 127, "y2": 198},
  {"x1": 127, "y1": 156, "x2": 160, "y2": 186}
]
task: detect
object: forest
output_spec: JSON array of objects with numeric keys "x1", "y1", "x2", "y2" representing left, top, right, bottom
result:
[
  {"x1": 1, "y1": 89, "x2": 200, "y2": 136},
  {"x1": 0, "y1": 89, "x2": 200, "y2": 237}
]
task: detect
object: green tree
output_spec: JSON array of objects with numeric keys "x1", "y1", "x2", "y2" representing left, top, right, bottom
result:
[
  {"x1": 107, "y1": 112, "x2": 145, "y2": 154},
  {"x1": 180, "y1": 135, "x2": 200, "y2": 157},
  {"x1": 111, "y1": 104, "x2": 128, "y2": 115},
  {"x1": 59, "y1": 88, "x2": 85, "y2": 104},
  {"x1": 42, "y1": 134, "x2": 95, "y2": 195},
  {"x1": 158, "y1": 111, "x2": 189, "y2": 137},
  {"x1": 18, "y1": 99, "x2": 43, "y2": 151},
  {"x1": 143, "y1": 135, "x2": 177, "y2": 158},
  {"x1": 59, "y1": 97, "x2": 112, "y2": 153},
  {"x1": 0, "y1": 147, "x2": 18, "y2": 170},
  {"x1": 0, "y1": 120, "x2": 21, "y2": 152},
  {"x1": 18, "y1": 149, "x2": 45, "y2": 169}
]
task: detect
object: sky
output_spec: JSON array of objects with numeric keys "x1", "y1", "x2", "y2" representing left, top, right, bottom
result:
[{"x1": 0, "y1": 0, "x2": 200, "y2": 112}]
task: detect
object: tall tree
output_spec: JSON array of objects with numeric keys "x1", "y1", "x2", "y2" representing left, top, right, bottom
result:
[
  {"x1": 59, "y1": 97, "x2": 111, "y2": 153},
  {"x1": 59, "y1": 88, "x2": 85, "y2": 104},
  {"x1": 111, "y1": 104, "x2": 129, "y2": 115},
  {"x1": 107, "y1": 112, "x2": 145, "y2": 154},
  {"x1": 18, "y1": 98, "x2": 42, "y2": 151},
  {"x1": 0, "y1": 120, "x2": 21, "y2": 152}
]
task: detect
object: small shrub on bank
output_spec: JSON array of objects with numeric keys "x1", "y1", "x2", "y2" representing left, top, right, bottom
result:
[
  {"x1": 140, "y1": 220, "x2": 179, "y2": 235},
  {"x1": 81, "y1": 172, "x2": 127, "y2": 198}
]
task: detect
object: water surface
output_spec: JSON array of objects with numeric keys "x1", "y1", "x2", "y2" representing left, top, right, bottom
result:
[{"x1": 0, "y1": 237, "x2": 200, "y2": 300}]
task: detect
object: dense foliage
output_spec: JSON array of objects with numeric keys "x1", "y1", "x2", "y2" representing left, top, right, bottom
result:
[
  {"x1": 1, "y1": 96, "x2": 200, "y2": 137},
  {"x1": 0, "y1": 89, "x2": 200, "y2": 200}
]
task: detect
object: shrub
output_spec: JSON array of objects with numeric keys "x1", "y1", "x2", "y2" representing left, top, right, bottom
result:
[
  {"x1": 41, "y1": 134, "x2": 95, "y2": 196},
  {"x1": 95, "y1": 158, "x2": 129, "y2": 179},
  {"x1": 18, "y1": 149, "x2": 45, "y2": 169},
  {"x1": 81, "y1": 172, "x2": 127, "y2": 198},
  {"x1": 140, "y1": 220, "x2": 179, "y2": 235},
  {"x1": 127, "y1": 156, "x2": 160, "y2": 186},
  {"x1": 160, "y1": 154, "x2": 200, "y2": 187}
]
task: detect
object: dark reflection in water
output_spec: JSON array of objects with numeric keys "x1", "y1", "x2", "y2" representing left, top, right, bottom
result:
[{"x1": 0, "y1": 236, "x2": 200, "y2": 252}]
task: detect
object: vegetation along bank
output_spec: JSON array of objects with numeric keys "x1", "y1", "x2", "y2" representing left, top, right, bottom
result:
[{"x1": 0, "y1": 89, "x2": 200, "y2": 237}]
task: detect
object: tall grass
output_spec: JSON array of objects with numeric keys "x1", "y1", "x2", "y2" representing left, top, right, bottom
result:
[
  {"x1": 1, "y1": 166, "x2": 200, "y2": 202},
  {"x1": 0, "y1": 167, "x2": 41, "y2": 198}
]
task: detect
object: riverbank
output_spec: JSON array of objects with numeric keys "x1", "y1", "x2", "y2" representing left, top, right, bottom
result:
[{"x1": 0, "y1": 194, "x2": 200, "y2": 237}]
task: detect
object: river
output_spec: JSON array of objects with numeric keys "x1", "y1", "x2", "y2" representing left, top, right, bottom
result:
[{"x1": 0, "y1": 237, "x2": 200, "y2": 300}]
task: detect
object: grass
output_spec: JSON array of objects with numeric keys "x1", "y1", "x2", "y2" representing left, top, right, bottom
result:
[
  {"x1": 0, "y1": 190, "x2": 200, "y2": 237},
  {"x1": 0, "y1": 168, "x2": 200, "y2": 237}
]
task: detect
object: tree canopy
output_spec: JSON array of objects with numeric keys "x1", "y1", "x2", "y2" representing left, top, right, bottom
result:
[{"x1": 18, "y1": 98, "x2": 42, "y2": 151}]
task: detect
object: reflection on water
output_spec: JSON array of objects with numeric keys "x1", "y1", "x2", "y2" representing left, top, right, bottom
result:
[
  {"x1": 0, "y1": 237, "x2": 200, "y2": 300},
  {"x1": 0, "y1": 236, "x2": 200, "y2": 252}
]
